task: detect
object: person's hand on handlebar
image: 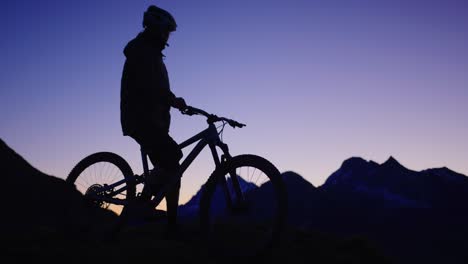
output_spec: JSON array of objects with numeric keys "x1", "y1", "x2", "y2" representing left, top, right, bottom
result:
[{"x1": 172, "y1": 97, "x2": 187, "y2": 110}]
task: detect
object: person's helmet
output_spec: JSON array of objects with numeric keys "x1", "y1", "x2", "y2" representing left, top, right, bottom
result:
[{"x1": 142, "y1": 5, "x2": 177, "y2": 32}]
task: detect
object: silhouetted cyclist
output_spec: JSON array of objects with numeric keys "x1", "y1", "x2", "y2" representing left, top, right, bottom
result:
[{"x1": 120, "y1": 5, "x2": 186, "y2": 235}]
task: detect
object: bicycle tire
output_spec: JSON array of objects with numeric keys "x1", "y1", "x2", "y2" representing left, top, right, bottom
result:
[
  {"x1": 199, "y1": 154, "x2": 287, "y2": 258},
  {"x1": 67, "y1": 152, "x2": 136, "y2": 215}
]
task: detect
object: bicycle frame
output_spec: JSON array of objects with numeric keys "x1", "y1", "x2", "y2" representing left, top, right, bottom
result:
[
  {"x1": 94, "y1": 121, "x2": 243, "y2": 209},
  {"x1": 157, "y1": 120, "x2": 247, "y2": 208},
  {"x1": 146, "y1": 121, "x2": 231, "y2": 207}
]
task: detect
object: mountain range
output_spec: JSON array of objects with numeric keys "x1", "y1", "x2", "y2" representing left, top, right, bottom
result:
[
  {"x1": 1, "y1": 137, "x2": 467, "y2": 263},
  {"x1": 179, "y1": 155, "x2": 468, "y2": 264}
]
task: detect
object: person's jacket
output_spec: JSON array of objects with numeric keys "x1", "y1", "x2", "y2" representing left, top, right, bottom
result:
[{"x1": 120, "y1": 32, "x2": 175, "y2": 136}]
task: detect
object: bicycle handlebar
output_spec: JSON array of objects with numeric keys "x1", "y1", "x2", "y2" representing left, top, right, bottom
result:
[{"x1": 180, "y1": 106, "x2": 246, "y2": 128}]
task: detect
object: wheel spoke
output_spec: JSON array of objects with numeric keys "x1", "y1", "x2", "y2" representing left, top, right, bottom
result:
[{"x1": 67, "y1": 152, "x2": 135, "y2": 216}]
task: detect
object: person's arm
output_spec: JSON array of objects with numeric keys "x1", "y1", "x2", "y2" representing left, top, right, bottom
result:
[{"x1": 170, "y1": 96, "x2": 187, "y2": 110}]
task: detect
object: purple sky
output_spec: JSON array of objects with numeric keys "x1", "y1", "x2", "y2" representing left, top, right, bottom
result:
[{"x1": 1, "y1": 0, "x2": 468, "y2": 205}]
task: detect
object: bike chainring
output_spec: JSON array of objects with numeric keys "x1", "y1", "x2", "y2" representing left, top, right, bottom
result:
[{"x1": 85, "y1": 184, "x2": 109, "y2": 209}]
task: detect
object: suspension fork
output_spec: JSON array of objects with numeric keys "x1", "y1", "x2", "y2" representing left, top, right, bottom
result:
[
  {"x1": 211, "y1": 142, "x2": 246, "y2": 208},
  {"x1": 221, "y1": 143, "x2": 246, "y2": 206},
  {"x1": 209, "y1": 143, "x2": 233, "y2": 209}
]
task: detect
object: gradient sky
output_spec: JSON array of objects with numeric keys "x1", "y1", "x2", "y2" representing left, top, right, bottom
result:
[{"x1": 1, "y1": 0, "x2": 468, "y2": 205}]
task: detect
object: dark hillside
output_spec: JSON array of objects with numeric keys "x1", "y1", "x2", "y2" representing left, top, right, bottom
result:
[{"x1": 0, "y1": 139, "x2": 117, "y2": 237}]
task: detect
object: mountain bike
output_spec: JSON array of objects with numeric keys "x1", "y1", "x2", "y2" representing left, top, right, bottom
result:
[{"x1": 66, "y1": 106, "x2": 287, "y2": 256}]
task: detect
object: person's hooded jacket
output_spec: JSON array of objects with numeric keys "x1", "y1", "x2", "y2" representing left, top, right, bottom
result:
[{"x1": 120, "y1": 31, "x2": 176, "y2": 136}]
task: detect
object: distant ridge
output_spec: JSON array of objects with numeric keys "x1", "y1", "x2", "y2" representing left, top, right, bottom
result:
[{"x1": 282, "y1": 170, "x2": 316, "y2": 188}]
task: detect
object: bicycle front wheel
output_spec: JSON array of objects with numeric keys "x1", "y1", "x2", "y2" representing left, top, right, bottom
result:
[
  {"x1": 199, "y1": 154, "x2": 288, "y2": 258},
  {"x1": 67, "y1": 152, "x2": 136, "y2": 216}
]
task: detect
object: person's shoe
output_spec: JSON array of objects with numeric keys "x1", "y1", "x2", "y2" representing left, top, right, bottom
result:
[{"x1": 124, "y1": 198, "x2": 158, "y2": 226}]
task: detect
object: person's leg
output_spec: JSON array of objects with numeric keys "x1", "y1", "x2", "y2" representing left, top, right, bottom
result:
[
  {"x1": 165, "y1": 175, "x2": 181, "y2": 233},
  {"x1": 133, "y1": 130, "x2": 183, "y2": 232},
  {"x1": 145, "y1": 134, "x2": 183, "y2": 233},
  {"x1": 128, "y1": 133, "x2": 156, "y2": 201}
]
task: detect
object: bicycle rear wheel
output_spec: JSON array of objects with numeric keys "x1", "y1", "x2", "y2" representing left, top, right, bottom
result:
[
  {"x1": 199, "y1": 154, "x2": 287, "y2": 258},
  {"x1": 67, "y1": 152, "x2": 136, "y2": 216}
]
